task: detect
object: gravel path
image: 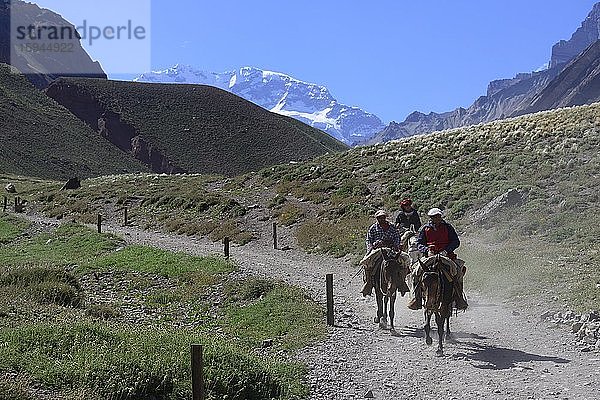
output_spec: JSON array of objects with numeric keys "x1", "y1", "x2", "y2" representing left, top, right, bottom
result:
[{"x1": 22, "y1": 215, "x2": 600, "y2": 400}]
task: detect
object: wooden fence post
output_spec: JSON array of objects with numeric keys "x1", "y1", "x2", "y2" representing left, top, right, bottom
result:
[
  {"x1": 97, "y1": 214, "x2": 102, "y2": 234},
  {"x1": 123, "y1": 207, "x2": 128, "y2": 227},
  {"x1": 326, "y1": 274, "x2": 334, "y2": 326},
  {"x1": 223, "y1": 237, "x2": 230, "y2": 259},
  {"x1": 272, "y1": 222, "x2": 278, "y2": 250},
  {"x1": 3, "y1": 196, "x2": 7, "y2": 212},
  {"x1": 191, "y1": 344, "x2": 205, "y2": 400}
]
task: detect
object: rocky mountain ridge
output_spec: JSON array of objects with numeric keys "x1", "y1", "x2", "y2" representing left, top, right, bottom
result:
[
  {"x1": 135, "y1": 65, "x2": 385, "y2": 146},
  {"x1": 520, "y1": 39, "x2": 600, "y2": 115},
  {"x1": 370, "y1": 2, "x2": 600, "y2": 144},
  {"x1": 0, "y1": 0, "x2": 106, "y2": 88}
]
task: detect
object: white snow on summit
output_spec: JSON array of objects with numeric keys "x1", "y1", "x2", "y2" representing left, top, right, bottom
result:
[{"x1": 134, "y1": 65, "x2": 384, "y2": 145}]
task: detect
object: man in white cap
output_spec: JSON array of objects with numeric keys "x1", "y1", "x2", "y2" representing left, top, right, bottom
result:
[{"x1": 407, "y1": 207, "x2": 468, "y2": 310}]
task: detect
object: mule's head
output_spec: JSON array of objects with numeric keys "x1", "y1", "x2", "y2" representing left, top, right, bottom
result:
[
  {"x1": 382, "y1": 259, "x2": 401, "y2": 294},
  {"x1": 421, "y1": 270, "x2": 441, "y2": 310}
]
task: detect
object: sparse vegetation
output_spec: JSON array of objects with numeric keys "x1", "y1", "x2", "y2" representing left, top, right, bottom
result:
[{"x1": 8, "y1": 102, "x2": 600, "y2": 312}]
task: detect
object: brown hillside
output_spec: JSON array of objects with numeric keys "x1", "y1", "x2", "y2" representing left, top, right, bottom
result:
[
  {"x1": 46, "y1": 78, "x2": 349, "y2": 176},
  {"x1": 0, "y1": 64, "x2": 147, "y2": 180}
]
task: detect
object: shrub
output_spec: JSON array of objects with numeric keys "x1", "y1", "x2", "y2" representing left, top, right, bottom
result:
[
  {"x1": 85, "y1": 304, "x2": 120, "y2": 319},
  {"x1": 0, "y1": 266, "x2": 83, "y2": 307}
]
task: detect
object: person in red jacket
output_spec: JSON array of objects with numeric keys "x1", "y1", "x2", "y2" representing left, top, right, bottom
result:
[{"x1": 407, "y1": 207, "x2": 468, "y2": 310}]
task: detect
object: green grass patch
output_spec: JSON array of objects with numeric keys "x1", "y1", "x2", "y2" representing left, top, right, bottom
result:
[
  {"x1": 297, "y1": 216, "x2": 371, "y2": 258},
  {"x1": 0, "y1": 265, "x2": 83, "y2": 307},
  {"x1": 89, "y1": 245, "x2": 234, "y2": 279},
  {"x1": 0, "y1": 322, "x2": 308, "y2": 400},
  {"x1": 0, "y1": 215, "x2": 30, "y2": 244},
  {"x1": 223, "y1": 279, "x2": 326, "y2": 350},
  {"x1": 0, "y1": 223, "x2": 121, "y2": 268}
]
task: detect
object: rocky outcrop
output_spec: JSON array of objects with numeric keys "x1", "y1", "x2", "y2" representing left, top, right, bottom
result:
[
  {"x1": 521, "y1": 40, "x2": 600, "y2": 114},
  {"x1": 469, "y1": 188, "x2": 527, "y2": 224},
  {"x1": 0, "y1": 0, "x2": 106, "y2": 88},
  {"x1": 130, "y1": 136, "x2": 185, "y2": 175},
  {"x1": 46, "y1": 80, "x2": 184, "y2": 174},
  {"x1": 550, "y1": 3, "x2": 600, "y2": 68}
]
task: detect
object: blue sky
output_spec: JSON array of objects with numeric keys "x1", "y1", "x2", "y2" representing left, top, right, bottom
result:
[{"x1": 32, "y1": 1, "x2": 599, "y2": 123}]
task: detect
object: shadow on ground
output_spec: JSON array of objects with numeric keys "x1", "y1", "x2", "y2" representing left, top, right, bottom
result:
[{"x1": 453, "y1": 341, "x2": 570, "y2": 370}]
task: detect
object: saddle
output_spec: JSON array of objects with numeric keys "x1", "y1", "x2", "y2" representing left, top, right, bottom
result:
[{"x1": 360, "y1": 248, "x2": 410, "y2": 296}]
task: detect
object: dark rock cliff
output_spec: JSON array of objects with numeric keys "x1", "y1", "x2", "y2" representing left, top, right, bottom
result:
[
  {"x1": 550, "y1": 3, "x2": 600, "y2": 68},
  {"x1": 46, "y1": 80, "x2": 185, "y2": 174}
]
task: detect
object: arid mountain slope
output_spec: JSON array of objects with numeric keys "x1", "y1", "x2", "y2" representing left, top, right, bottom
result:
[
  {"x1": 46, "y1": 78, "x2": 349, "y2": 176},
  {"x1": 0, "y1": 64, "x2": 146, "y2": 180}
]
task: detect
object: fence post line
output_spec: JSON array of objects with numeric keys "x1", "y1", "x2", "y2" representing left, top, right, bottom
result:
[
  {"x1": 191, "y1": 344, "x2": 205, "y2": 400},
  {"x1": 272, "y1": 222, "x2": 278, "y2": 250},
  {"x1": 97, "y1": 214, "x2": 102, "y2": 234},
  {"x1": 326, "y1": 273, "x2": 334, "y2": 326},
  {"x1": 223, "y1": 237, "x2": 230, "y2": 259}
]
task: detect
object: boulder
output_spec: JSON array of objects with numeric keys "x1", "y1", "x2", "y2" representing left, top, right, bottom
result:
[
  {"x1": 61, "y1": 177, "x2": 81, "y2": 190},
  {"x1": 4, "y1": 183, "x2": 15, "y2": 193},
  {"x1": 470, "y1": 188, "x2": 527, "y2": 223}
]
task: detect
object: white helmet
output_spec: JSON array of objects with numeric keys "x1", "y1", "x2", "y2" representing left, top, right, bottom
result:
[{"x1": 427, "y1": 207, "x2": 444, "y2": 217}]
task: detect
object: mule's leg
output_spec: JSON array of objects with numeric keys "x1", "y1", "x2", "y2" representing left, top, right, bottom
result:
[
  {"x1": 374, "y1": 287, "x2": 383, "y2": 323},
  {"x1": 435, "y1": 312, "x2": 444, "y2": 356},
  {"x1": 445, "y1": 314, "x2": 452, "y2": 341},
  {"x1": 424, "y1": 310, "x2": 433, "y2": 345},
  {"x1": 380, "y1": 295, "x2": 388, "y2": 328},
  {"x1": 389, "y1": 294, "x2": 396, "y2": 331}
]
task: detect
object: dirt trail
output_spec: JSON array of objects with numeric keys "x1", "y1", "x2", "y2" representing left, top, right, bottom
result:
[{"x1": 23, "y1": 214, "x2": 600, "y2": 400}]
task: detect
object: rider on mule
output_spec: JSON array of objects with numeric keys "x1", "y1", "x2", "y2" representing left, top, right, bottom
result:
[
  {"x1": 366, "y1": 210, "x2": 401, "y2": 253},
  {"x1": 361, "y1": 210, "x2": 402, "y2": 296},
  {"x1": 407, "y1": 207, "x2": 468, "y2": 311},
  {"x1": 395, "y1": 198, "x2": 422, "y2": 234}
]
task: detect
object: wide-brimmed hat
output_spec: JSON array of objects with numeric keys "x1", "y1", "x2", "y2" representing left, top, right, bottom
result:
[
  {"x1": 374, "y1": 210, "x2": 388, "y2": 218},
  {"x1": 427, "y1": 207, "x2": 444, "y2": 217}
]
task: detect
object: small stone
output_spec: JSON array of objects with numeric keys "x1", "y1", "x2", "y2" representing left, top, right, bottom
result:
[
  {"x1": 572, "y1": 322, "x2": 584, "y2": 333},
  {"x1": 364, "y1": 389, "x2": 374, "y2": 398},
  {"x1": 540, "y1": 310, "x2": 553, "y2": 320}
]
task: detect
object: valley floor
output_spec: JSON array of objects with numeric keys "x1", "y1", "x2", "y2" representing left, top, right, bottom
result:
[{"x1": 19, "y1": 214, "x2": 600, "y2": 400}]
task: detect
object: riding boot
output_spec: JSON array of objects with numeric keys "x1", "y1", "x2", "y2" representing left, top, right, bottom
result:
[
  {"x1": 453, "y1": 279, "x2": 468, "y2": 310},
  {"x1": 361, "y1": 280, "x2": 373, "y2": 297},
  {"x1": 407, "y1": 285, "x2": 422, "y2": 310},
  {"x1": 361, "y1": 265, "x2": 374, "y2": 296}
]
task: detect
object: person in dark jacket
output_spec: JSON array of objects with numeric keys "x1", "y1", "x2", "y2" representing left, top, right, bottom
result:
[
  {"x1": 407, "y1": 207, "x2": 468, "y2": 310},
  {"x1": 395, "y1": 198, "x2": 422, "y2": 234}
]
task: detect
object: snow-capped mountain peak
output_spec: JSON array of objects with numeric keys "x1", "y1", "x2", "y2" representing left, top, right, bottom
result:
[{"x1": 134, "y1": 65, "x2": 384, "y2": 145}]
